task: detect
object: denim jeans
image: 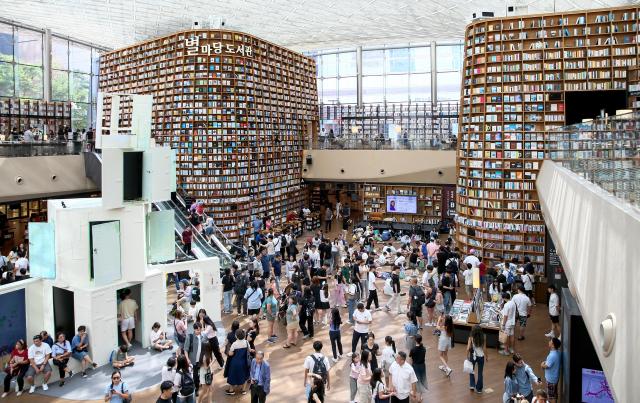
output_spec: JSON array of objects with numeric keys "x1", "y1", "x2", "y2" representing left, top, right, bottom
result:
[
  {"x1": 177, "y1": 393, "x2": 195, "y2": 403},
  {"x1": 329, "y1": 329, "x2": 343, "y2": 359},
  {"x1": 347, "y1": 298, "x2": 356, "y2": 322},
  {"x1": 223, "y1": 290, "x2": 233, "y2": 312},
  {"x1": 444, "y1": 291, "x2": 452, "y2": 315},
  {"x1": 469, "y1": 355, "x2": 484, "y2": 392}
]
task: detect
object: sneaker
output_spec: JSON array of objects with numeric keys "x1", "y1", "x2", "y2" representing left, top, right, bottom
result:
[
  {"x1": 545, "y1": 331, "x2": 555, "y2": 338},
  {"x1": 59, "y1": 381, "x2": 65, "y2": 387},
  {"x1": 332, "y1": 357, "x2": 339, "y2": 363},
  {"x1": 1, "y1": 392, "x2": 8, "y2": 398},
  {"x1": 469, "y1": 386, "x2": 475, "y2": 390},
  {"x1": 302, "y1": 335, "x2": 310, "y2": 340},
  {"x1": 28, "y1": 386, "x2": 35, "y2": 394},
  {"x1": 42, "y1": 383, "x2": 48, "y2": 391},
  {"x1": 475, "y1": 390, "x2": 483, "y2": 394},
  {"x1": 445, "y1": 368, "x2": 453, "y2": 377},
  {"x1": 438, "y1": 365, "x2": 445, "y2": 371},
  {"x1": 499, "y1": 350, "x2": 511, "y2": 356},
  {"x1": 16, "y1": 391, "x2": 22, "y2": 397},
  {"x1": 82, "y1": 372, "x2": 88, "y2": 378},
  {"x1": 346, "y1": 352, "x2": 353, "y2": 357},
  {"x1": 224, "y1": 390, "x2": 235, "y2": 396}
]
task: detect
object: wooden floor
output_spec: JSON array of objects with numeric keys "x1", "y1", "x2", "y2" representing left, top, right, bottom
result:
[{"x1": 7, "y1": 226, "x2": 552, "y2": 403}]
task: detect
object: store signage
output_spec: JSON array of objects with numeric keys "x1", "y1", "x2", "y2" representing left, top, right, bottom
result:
[{"x1": 185, "y1": 36, "x2": 253, "y2": 57}]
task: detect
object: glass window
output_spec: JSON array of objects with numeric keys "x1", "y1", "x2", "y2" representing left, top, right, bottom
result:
[
  {"x1": 410, "y1": 73, "x2": 431, "y2": 101},
  {"x1": 0, "y1": 23, "x2": 13, "y2": 62},
  {"x1": 320, "y1": 54, "x2": 337, "y2": 78},
  {"x1": 321, "y1": 78, "x2": 338, "y2": 104},
  {"x1": 385, "y1": 74, "x2": 409, "y2": 102},
  {"x1": 0, "y1": 62, "x2": 14, "y2": 96},
  {"x1": 314, "y1": 55, "x2": 321, "y2": 78},
  {"x1": 362, "y1": 50, "x2": 383, "y2": 75},
  {"x1": 91, "y1": 74, "x2": 99, "y2": 103},
  {"x1": 437, "y1": 71, "x2": 461, "y2": 101},
  {"x1": 338, "y1": 52, "x2": 357, "y2": 77},
  {"x1": 338, "y1": 76, "x2": 357, "y2": 104},
  {"x1": 70, "y1": 72, "x2": 90, "y2": 102},
  {"x1": 52, "y1": 37, "x2": 69, "y2": 70},
  {"x1": 385, "y1": 48, "x2": 409, "y2": 74},
  {"x1": 91, "y1": 48, "x2": 102, "y2": 75},
  {"x1": 410, "y1": 47, "x2": 430, "y2": 73},
  {"x1": 316, "y1": 78, "x2": 322, "y2": 103},
  {"x1": 16, "y1": 29, "x2": 42, "y2": 66},
  {"x1": 52, "y1": 70, "x2": 69, "y2": 101},
  {"x1": 16, "y1": 65, "x2": 43, "y2": 99},
  {"x1": 71, "y1": 102, "x2": 90, "y2": 131},
  {"x1": 437, "y1": 45, "x2": 463, "y2": 72},
  {"x1": 69, "y1": 43, "x2": 91, "y2": 73},
  {"x1": 362, "y1": 75, "x2": 384, "y2": 103}
]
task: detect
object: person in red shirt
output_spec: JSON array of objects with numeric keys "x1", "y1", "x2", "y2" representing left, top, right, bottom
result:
[
  {"x1": 478, "y1": 257, "x2": 487, "y2": 294},
  {"x1": 181, "y1": 227, "x2": 193, "y2": 256},
  {"x1": 2, "y1": 339, "x2": 29, "y2": 397}
]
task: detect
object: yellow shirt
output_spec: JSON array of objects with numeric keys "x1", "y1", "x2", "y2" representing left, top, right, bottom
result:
[{"x1": 118, "y1": 299, "x2": 139, "y2": 319}]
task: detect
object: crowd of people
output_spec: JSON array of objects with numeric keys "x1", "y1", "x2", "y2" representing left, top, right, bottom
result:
[{"x1": 0, "y1": 243, "x2": 30, "y2": 285}]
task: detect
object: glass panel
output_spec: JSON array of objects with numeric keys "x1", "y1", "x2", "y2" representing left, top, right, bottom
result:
[
  {"x1": 91, "y1": 48, "x2": 102, "y2": 75},
  {"x1": 0, "y1": 23, "x2": 13, "y2": 62},
  {"x1": 321, "y1": 54, "x2": 337, "y2": 78},
  {"x1": 321, "y1": 78, "x2": 338, "y2": 104},
  {"x1": 316, "y1": 78, "x2": 322, "y2": 103},
  {"x1": 362, "y1": 75, "x2": 384, "y2": 103},
  {"x1": 385, "y1": 74, "x2": 409, "y2": 102},
  {"x1": 362, "y1": 50, "x2": 383, "y2": 75},
  {"x1": 72, "y1": 102, "x2": 90, "y2": 131},
  {"x1": 410, "y1": 47, "x2": 430, "y2": 73},
  {"x1": 69, "y1": 42, "x2": 91, "y2": 73},
  {"x1": 91, "y1": 74, "x2": 99, "y2": 102},
  {"x1": 16, "y1": 28, "x2": 42, "y2": 66},
  {"x1": 338, "y1": 52, "x2": 357, "y2": 77},
  {"x1": 314, "y1": 55, "x2": 321, "y2": 78},
  {"x1": 52, "y1": 70, "x2": 69, "y2": 101},
  {"x1": 70, "y1": 72, "x2": 90, "y2": 102},
  {"x1": 16, "y1": 65, "x2": 43, "y2": 99},
  {"x1": 410, "y1": 73, "x2": 431, "y2": 101},
  {"x1": 437, "y1": 71, "x2": 461, "y2": 101},
  {"x1": 437, "y1": 45, "x2": 463, "y2": 72},
  {"x1": 28, "y1": 223, "x2": 56, "y2": 279},
  {"x1": 147, "y1": 210, "x2": 176, "y2": 263},
  {"x1": 385, "y1": 48, "x2": 409, "y2": 74},
  {"x1": 0, "y1": 62, "x2": 14, "y2": 97},
  {"x1": 338, "y1": 76, "x2": 357, "y2": 104},
  {"x1": 51, "y1": 37, "x2": 69, "y2": 70}
]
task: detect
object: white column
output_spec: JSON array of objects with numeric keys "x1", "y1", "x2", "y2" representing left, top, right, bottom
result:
[
  {"x1": 430, "y1": 41, "x2": 437, "y2": 104},
  {"x1": 356, "y1": 46, "x2": 363, "y2": 107},
  {"x1": 43, "y1": 29, "x2": 52, "y2": 101}
]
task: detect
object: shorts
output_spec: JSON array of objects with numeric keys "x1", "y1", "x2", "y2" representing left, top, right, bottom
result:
[
  {"x1": 524, "y1": 289, "x2": 533, "y2": 298},
  {"x1": 248, "y1": 308, "x2": 260, "y2": 316},
  {"x1": 266, "y1": 312, "x2": 276, "y2": 322},
  {"x1": 503, "y1": 325, "x2": 514, "y2": 336},
  {"x1": 438, "y1": 335, "x2": 451, "y2": 352},
  {"x1": 550, "y1": 315, "x2": 560, "y2": 324},
  {"x1": 72, "y1": 351, "x2": 88, "y2": 361},
  {"x1": 26, "y1": 362, "x2": 52, "y2": 377},
  {"x1": 286, "y1": 321, "x2": 299, "y2": 330},
  {"x1": 517, "y1": 315, "x2": 528, "y2": 327},
  {"x1": 412, "y1": 306, "x2": 423, "y2": 317},
  {"x1": 480, "y1": 275, "x2": 486, "y2": 285},
  {"x1": 547, "y1": 382, "x2": 558, "y2": 399},
  {"x1": 120, "y1": 317, "x2": 135, "y2": 331}
]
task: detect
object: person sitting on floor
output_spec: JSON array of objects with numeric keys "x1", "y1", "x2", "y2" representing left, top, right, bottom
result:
[
  {"x1": 71, "y1": 325, "x2": 99, "y2": 378},
  {"x1": 150, "y1": 322, "x2": 174, "y2": 351},
  {"x1": 111, "y1": 344, "x2": 135, "y2": 369}
]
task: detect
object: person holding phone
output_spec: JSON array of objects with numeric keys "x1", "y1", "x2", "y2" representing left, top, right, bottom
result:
[{"x1": 104, "y1": 370, "x2": 130, "y2": 402}]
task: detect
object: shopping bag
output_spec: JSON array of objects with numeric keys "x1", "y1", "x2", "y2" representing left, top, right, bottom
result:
[{"x1": 463, "y1": 358, "x2": 474, "y2": 374}]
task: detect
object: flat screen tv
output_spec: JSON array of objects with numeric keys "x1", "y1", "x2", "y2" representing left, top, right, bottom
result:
[{"x1": 386, "y1": 195, "x2": 417, "y2": 214}]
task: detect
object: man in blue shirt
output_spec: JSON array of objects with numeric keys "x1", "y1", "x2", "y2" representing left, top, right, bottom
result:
[
  {"x1": 541, "y1": 337, "x2": 562, "y2": 403},
  {"x1": 512, "y1": 353, "x2": 542, "y2": 402},
  {"x1": 249, "y1": 351, "x2": 271, "y2": 403}
]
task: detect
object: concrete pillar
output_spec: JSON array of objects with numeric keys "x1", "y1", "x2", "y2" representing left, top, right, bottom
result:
[
  {"x1": 356, "y1": 46, "x2": 363, "y2": 107},
  {"x1": 43, "y1": 29, "x2": 52, "y2": 101},
  {"x1": 430, "y1": 41, "x2": 437, "y2": 104}
]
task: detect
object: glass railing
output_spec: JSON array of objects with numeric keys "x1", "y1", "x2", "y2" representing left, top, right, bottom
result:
[
  {"x1": 0, "y1": 140, "x2": 87, "y2": 157},
  {"x1": 310, "y1": 134, "x2": 457, "y2": 150},
  {"x1": 546, "y1": 112, "x2": 640, "y2": 209}
]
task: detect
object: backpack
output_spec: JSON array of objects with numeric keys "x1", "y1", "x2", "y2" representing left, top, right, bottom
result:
[
  {"x1": 178, "y1": 370, "x2": 195, "y2": 396},
  {"x1": 310, "y1": 355, "x2": 328, "y2": 384},
  {"x1": 446, "y1": 257, "x2": 459, "y2": 273},
  {"x1": 506, "y1": 268, "x2": 515, "y2": 285},
  {"x1": 411, "y1": 286, "x2": 425, "y2": 310},
  {"x1": 281, "y1": 235, "x2": 288, "y2": 249},
  {"x1": 190, "y1": 286, "x2": 200, "y2": 302},
  {"x1": 304, "y1": 296, "x2": 316, "y2": 316},
  {"x1": 234, "y1": 275, "x2": 248, "y2": 295}
]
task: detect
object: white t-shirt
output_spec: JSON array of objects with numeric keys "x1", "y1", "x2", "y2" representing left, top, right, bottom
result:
[
  {"x1": 161, "y1": 365, "x2": 175, "y2": 382},
  {"x1": 501, "y1": 300, "x2": 517, "y2": 327},
  {"x1": 512, "y1": 293, "x2": 531, "y2": 317},
  {"x1": 303, "y1": 352, "x2": 331, "y2": 375},
  {"x1": 273, "y1": 237, "x2": 281, "y2": 252},
  {"x1": 394, "y1": 256, "x2": 406, "y2": 267},
  {"x1": 28, "y1": 343, "x2": 52, "y2": 365},
  {"x1": 15, "y1": 257, "x2": 29, "y2": 270},
  {"x1": 150, "y1": 329, "x2": 163, "y2": 344},
  {"x1": 522, "y1": 273, "x2": 534, "y2": 291},
  {"x1": 549, "y1": 293, "x2": 560, "y2": 316},
  {"x1": 308, "y1": 251, "x2": 320, "y2": 268},
  {"x1": 361, "y1": 252, "x2": 369, "y2": 262},
  {"x1": 389, "y1": 361, "x2": 418, "y2": 400},
  {"x1": 377, "y1": 254, "x2": 387, "y2": 266},
  {"x1": 368, "y1": 272, "x2": 376, "y2": 290},
  {"x1": 352, "y1": 309, "x2": 372, "y2": 334},
  {"x1": 463, "y1": 269, "x2": 473, "y2": 285},
  {"x1": 463, "y1": 255, "x2": 480, "y2": 268},
  {"x1": 266, "y1": 241, "x2": 275, "y2": 255}
]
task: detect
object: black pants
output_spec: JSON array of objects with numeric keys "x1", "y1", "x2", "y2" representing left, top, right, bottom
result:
[
  {"x1": 299, "y1": 311, "x2": 314, "y2": 337},
  {"x1": 183, "y1": 242, "x2": 192, "y2": 255},
  {"x1": 366, "y1": 289, "x2": 379, "y2": 309},
  {"x1": 329, "y1": 330, "x2": 343, "y2": 359},
  {"x1": 208, "y1": 337, "x2": 225, "y2": 367},
  {"x1": 391, "y1": 396, "x2": 409, "y2": 403},
  {"x1": 193, "y1": 362, "x2": 201, "y2": 392},
  {"x1": 3, "y1": 366, "x2": 27, "y2": 392},
  {"x1": 250, "y1": 383, "x2": 267, "y2": 403},
  {"x1": 325, "y1": 220, "x2": 332, "y2": 231},
  {"x1": 236, "y1": 294, "x2": 247, "y2": 314},
  {"x1": 53, "y1": 358, "x2": 69, "y2": 378},
  {"x1": 351, "y1": 331, "x2": 368, "y2": 353}
]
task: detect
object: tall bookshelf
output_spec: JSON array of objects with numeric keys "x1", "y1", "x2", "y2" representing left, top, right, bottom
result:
[
  {"x1": 0, "y1": 98, "x2": 71, "y2": 139},
  {"x1": 457, "y1": 6, "x2": 640, "y2": 272},
  {"x1": 99, "y1": 30, "x2": 318, "y2": 241},
  {"x1": 362, "y1": 183, "x2": 455, "y2": 224}
]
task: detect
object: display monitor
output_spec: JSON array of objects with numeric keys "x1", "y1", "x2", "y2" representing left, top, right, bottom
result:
[
  {"x1": 386, "y1": 195, "x2": 417, "y2": 214},
  {"x1": 581, "y1": 369, "x2": 614, "y2": 403}
]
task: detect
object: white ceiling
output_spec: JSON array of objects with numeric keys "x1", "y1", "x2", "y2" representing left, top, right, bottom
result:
[{"x1": 3, "y1": 0, "x2": 637, "y2": 51}]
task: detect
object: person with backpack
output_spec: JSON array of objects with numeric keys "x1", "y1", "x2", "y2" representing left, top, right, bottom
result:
[
  {"x1": 234, "y1": 270, "x2": 249, "y2": 316},
  {"x1": 104, "y1": 370, "x2": 131, "y2": 403},
  {"x1": 299, "y1": 288, "x2": 316, "y2": 339},
  {"x1": 183, "y1": 323, "x2": 205, "y2": 396},
  {"x1": 440, "y1": 271, "x2": 454, "y2": 315},
  {"x1": 303, "y1": 341, "x2": 331, "y2": 398},
  {"x1": 173, "y1": 355, "x2": 195, "y2": 403},
  {"x1": 406, "y1": 278, "x2": 425, "y2": 329}
]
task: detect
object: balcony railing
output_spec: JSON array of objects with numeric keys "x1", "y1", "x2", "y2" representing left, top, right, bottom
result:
[
  {"x1": 0, "y1": 140, "x2": 87, "y2": 157},
  {"x1": 546, "y1": 112, "x2": 640, "y2": 208},
  {"x1": 310, "y1": 134, "x2": 457, "y2": 150}
]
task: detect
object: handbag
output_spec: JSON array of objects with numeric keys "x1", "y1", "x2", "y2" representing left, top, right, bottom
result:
[
  {"x1": 174, "y1": 320, "x2": 186, "y2": 343},
  {"x1": 463, "y1": 358, "x2": 474, "y2": 374},
  {"x1": 204, "y1": 368, "x2": 213, "y2": 385}
]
